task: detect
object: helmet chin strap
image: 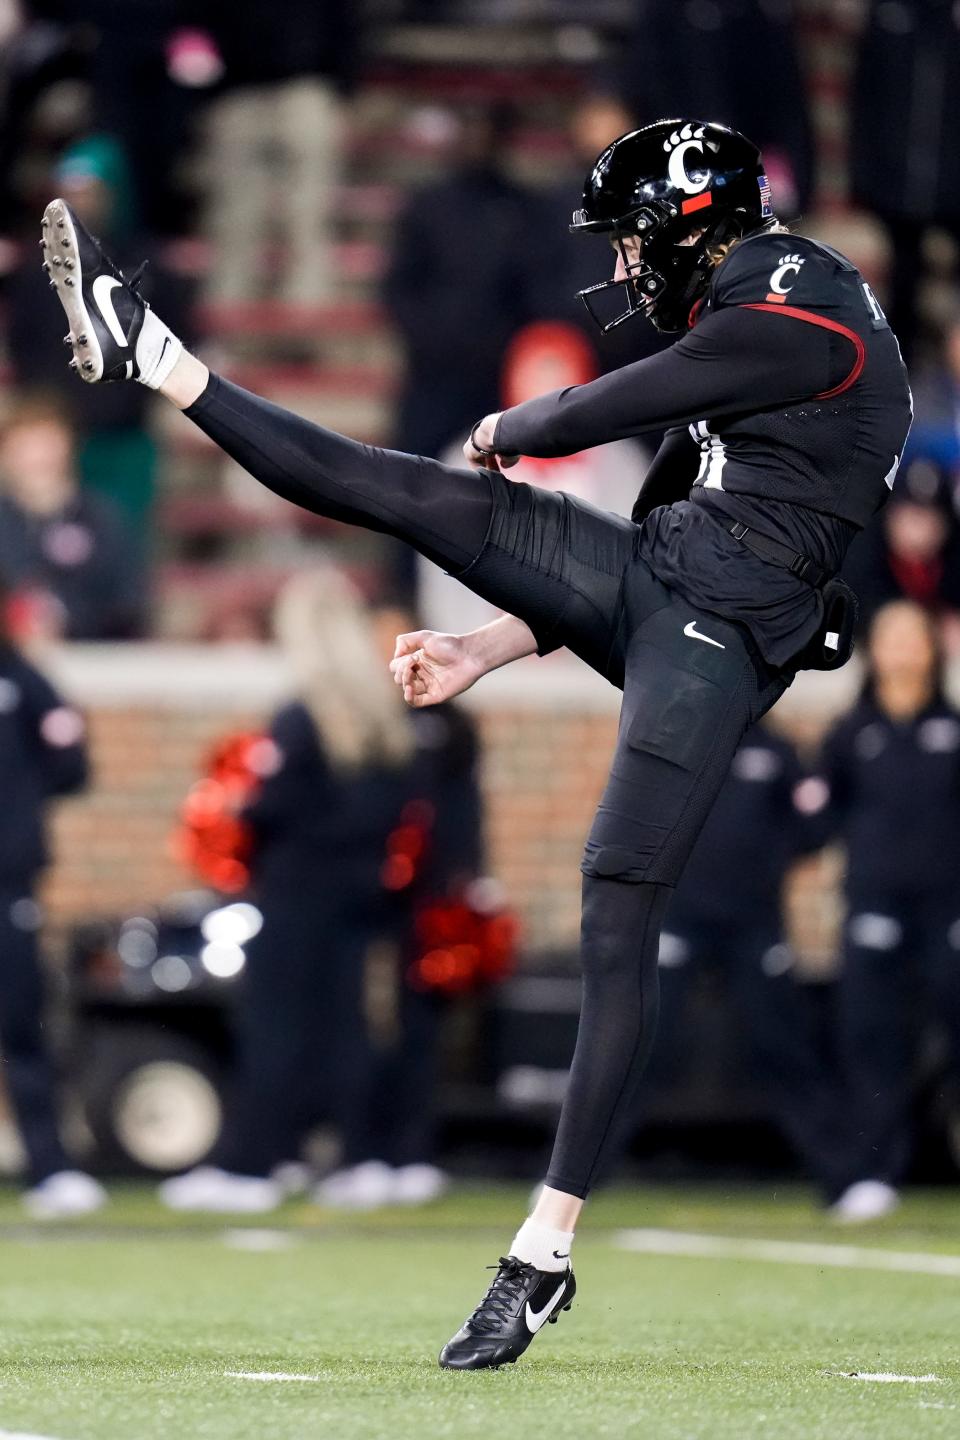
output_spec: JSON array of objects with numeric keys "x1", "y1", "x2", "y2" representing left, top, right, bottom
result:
[{"x1": 667, "y1": 212, "x2": 752, "y2": 325}]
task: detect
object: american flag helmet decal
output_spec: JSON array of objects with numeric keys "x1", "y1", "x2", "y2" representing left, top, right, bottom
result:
[{"x1": 758, "y1": 173, "x2": 774, "y2": 218}]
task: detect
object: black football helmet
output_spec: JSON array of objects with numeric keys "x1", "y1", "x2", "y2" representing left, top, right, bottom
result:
[{"x1": 571, "y1": 119, "x2": 776, "y2": 333}]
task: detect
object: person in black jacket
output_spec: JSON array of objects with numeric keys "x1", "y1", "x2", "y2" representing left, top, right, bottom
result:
[
  {"x1": 0, "y1": 596, "x2": 103, "y2": 1217},
  {"x1": 160, "y1": 571, "x2": 484, "y2": 1214},
  {"x1": 0, "y1": 394, "x2": 145, "y2": 640},
  {"x1": 384, "y1": 104, "x2": 539, "y2": 461},
  {"x1": 648, "y1": 721, "x2": 840, "y2": 1192},
  {"x1": 816, "y1": 600, "x2": 960, "y2": 1221}
]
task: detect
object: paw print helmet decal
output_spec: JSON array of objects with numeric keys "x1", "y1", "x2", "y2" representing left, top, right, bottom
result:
[{"x1": 571, "y1": 118, "x2": 775, "y2": 334}]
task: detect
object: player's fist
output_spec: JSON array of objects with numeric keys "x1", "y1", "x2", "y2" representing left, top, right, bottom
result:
[{"x1": 390, "y1": 629, "x2": 485, "y2": 708}]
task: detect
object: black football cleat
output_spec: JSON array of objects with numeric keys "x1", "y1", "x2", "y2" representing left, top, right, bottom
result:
[
  {"x1": 40, "y1": 198, "x2": 180, "y2": 387},
  {"x1": 439, "y1": 1256, "x2": 575, "y2": 1370}
]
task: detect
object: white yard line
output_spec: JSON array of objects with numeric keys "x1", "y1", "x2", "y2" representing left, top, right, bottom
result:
[
  {"x1": 0, "y1": 1430, "x2": 69, "y2": 1439},
  {"x1": 615, "y1": 1228, "x2": 960, "y2": 1279},
  {"x1": 840, "y1": 1373, "x2": 941, "y2": 1384},
  {"x1": 224, "y1": 1372, "x2": 323, "y2": 1384},
  {"x1": 220, "y1": 1229, "x2": 298, "y2": 1252}
]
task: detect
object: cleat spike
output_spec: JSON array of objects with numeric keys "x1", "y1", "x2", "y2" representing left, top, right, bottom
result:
[
  {"x1": 68, "y1": 359, "x2": 78, "y2": 370},
  {"x1": 64, "y1": 276, "x2": 74, "y2": 286},
  {"x1": 61, "y1": 236, "x2": 71, "y2": 247},
  {"x1": 56, "y1": 218, "x2": 65, "y2": 228},
  {"x1": 78, "y1": 333, "x2": 88, "y2": 345},
  {"x1": 64, "y1": 258, "x2": 74, "y2": 269},
  {"x1": 41, "y1": 262, "x2": 50, "y2": 273},
  {"x1": 62, "y1": 335, "x2": 72, "y2": 346},
  {"x1": 81, "y1": 360, "x2": 94, "y2": 373},
  {"x1": 52, "y1": 256, "x2": 62, "y2": 267}
]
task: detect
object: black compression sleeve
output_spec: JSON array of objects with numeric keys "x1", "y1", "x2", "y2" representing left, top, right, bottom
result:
[{"x1": 493, "y1": 305, "x2": 841, "y2": 458}]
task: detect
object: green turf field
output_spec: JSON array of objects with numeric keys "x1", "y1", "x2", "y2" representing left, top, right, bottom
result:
[{"x1": 0, "y1": 1182, "x2": 957, "y2": 1440}]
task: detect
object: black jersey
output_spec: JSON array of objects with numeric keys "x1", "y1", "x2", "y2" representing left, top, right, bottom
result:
[
  {"x1": 494, "y1": 230, "x2": 913, "y2": 666},
  {"x1": 687, "y1": 232, "x2": 911, "y2": 525}
]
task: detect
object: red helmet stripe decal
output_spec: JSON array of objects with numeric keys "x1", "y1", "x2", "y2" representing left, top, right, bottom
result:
[{"x1": 681, "y1": 193, "x2": 713, "y2": 214}]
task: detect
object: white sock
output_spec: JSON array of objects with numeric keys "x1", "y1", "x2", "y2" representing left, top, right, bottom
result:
[
  {"x1": 509, "y1": 1218, "x2": 574, "y2": 1273},
  {"x1": 135, "y1": 307, "x2": 184, "y2": 390}
]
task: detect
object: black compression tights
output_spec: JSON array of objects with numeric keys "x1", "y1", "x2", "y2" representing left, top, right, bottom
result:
[
  {"x1": 546, "y1": 877, "x2": 670, "y2": 1197},
  {"x1": 186, "y1": 375, "x2": 494, "y2": 572},
  {"x1": 186, "y1": 375, "x2": 671, "y2": 1198}
]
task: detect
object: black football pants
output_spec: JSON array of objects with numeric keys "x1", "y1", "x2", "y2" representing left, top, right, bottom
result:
[{"x1": 186, "y1": 376, "x2": 788, "y2": 1197}]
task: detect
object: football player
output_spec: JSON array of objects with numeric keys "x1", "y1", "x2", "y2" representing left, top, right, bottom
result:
[{"x1": 42, "y1": 118, "x2": 911, "y2": 1368}]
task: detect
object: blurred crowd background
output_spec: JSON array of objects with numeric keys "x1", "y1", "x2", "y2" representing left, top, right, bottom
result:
[{"x1": 0, "y1": 0, "x2": 958, "y2": 1221}]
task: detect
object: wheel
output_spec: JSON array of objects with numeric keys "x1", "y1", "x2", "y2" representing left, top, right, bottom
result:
[{"x1": 75, "y1": 1023, "x2": 226, "y2": 1174}]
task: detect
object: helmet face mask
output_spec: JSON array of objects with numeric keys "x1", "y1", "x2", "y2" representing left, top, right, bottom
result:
[
  {"x1": 576, "y1": 210, "x2": 713, "y2": 334},
  {"x1": 577, "y1": 225, "x2": 666, "y2": 332},
  {"x1": 571, "y1": 119, "x2": 775, "y2": 334}
]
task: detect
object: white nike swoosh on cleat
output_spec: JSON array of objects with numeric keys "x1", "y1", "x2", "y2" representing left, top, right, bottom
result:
[
  {"x1": 91, "y1": 274, "x2": 129, "y2": 349},
  {"x1": 683, "y1": 621, "x2": 725, "y2": 649},
  {"x1": 525, "y1": 1279, "x2": 567, "y2": 1334}
]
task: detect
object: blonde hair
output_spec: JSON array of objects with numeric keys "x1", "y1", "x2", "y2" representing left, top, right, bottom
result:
[
  {"x1": 273, "y1": 564, "x2": 414, "y2": 772},
  {"x1": 706, "y1": 220, "x2": 791, "y2": 268}
]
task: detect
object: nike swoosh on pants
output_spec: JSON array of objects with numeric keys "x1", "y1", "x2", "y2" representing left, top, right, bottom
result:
[{"x1": 683, "y1": 620, "x2": 725, "y2": 649}]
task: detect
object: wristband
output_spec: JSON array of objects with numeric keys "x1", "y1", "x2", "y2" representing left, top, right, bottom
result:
[{"x1": 469, "y1": 419, "x2": 499, "y2": 457}]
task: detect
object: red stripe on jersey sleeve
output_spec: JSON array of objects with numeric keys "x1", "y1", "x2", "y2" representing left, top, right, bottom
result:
[{"x1": 739, "y1": 302, "x2": 866, "y2": 398}]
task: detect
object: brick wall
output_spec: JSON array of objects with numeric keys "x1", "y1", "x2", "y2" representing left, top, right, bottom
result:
[
  {"x1": 36, "y1": 645, "x2": 869, "y2": 973},
  {"x1": 42, "y1": 700, "x2": 618, "y2": 951}
]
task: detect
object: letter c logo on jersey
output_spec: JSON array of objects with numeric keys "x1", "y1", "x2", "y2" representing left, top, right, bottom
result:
[
  {"x1": 663, "y1": 124, "x2": 712, "y2": 195},
  {"x1": 767, "y1": 253, "x2": 805, "y2": 303}
]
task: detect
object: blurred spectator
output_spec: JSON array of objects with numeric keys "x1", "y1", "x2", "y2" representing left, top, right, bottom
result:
[
  {"x1": 384, "y1": 103, "x2": 539, "y2": 459},
  {"x1": 850, "y1": 0, "x2": 960, "y2": 363},
  {"x1": 638, "y1": 722, "x2": 842, "y2": 1195},
  {"x1": 200, "y1": 0, "x2": 358, "y2": 303},
  {"x1": 6, "y1": 134, "x2": 193, "y2": 534},
  {"x1": 841, "y1": 457, "x2": 960, "y2": 647},
  {"x1": 35, "y1": 0, "x2": 208, "y2": 236},
  {"x1": 318, "y1": 601, "x2": 485, "y2": 1210},
  {"x1": 0, "y1": 586, "x2": 103, "y2": 1216},
  {"x1": 0, "y1": 395, "x2": 145, "y2": 641},
  {"x1": 617, "y1": 0, "x2": 813, "y2": 217},
  {"x1": 0, "y1": 1, "x2": 88, "y2": 228},
  {"x1": 905, "y1": 313, "x2": 960, "y2": 475},
  {"x1": 161, "y1": 566, "x2": 484, "y2": 1213},
  {"x1": 530, "y1": 94, "x2": 668, "y2": 373},
  {"x1": 418, "y1": 320, "x2": 648, "y2": 634},
  {"x1": 816, "y1": 602, "x2": 960, "y2": 1222}
]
